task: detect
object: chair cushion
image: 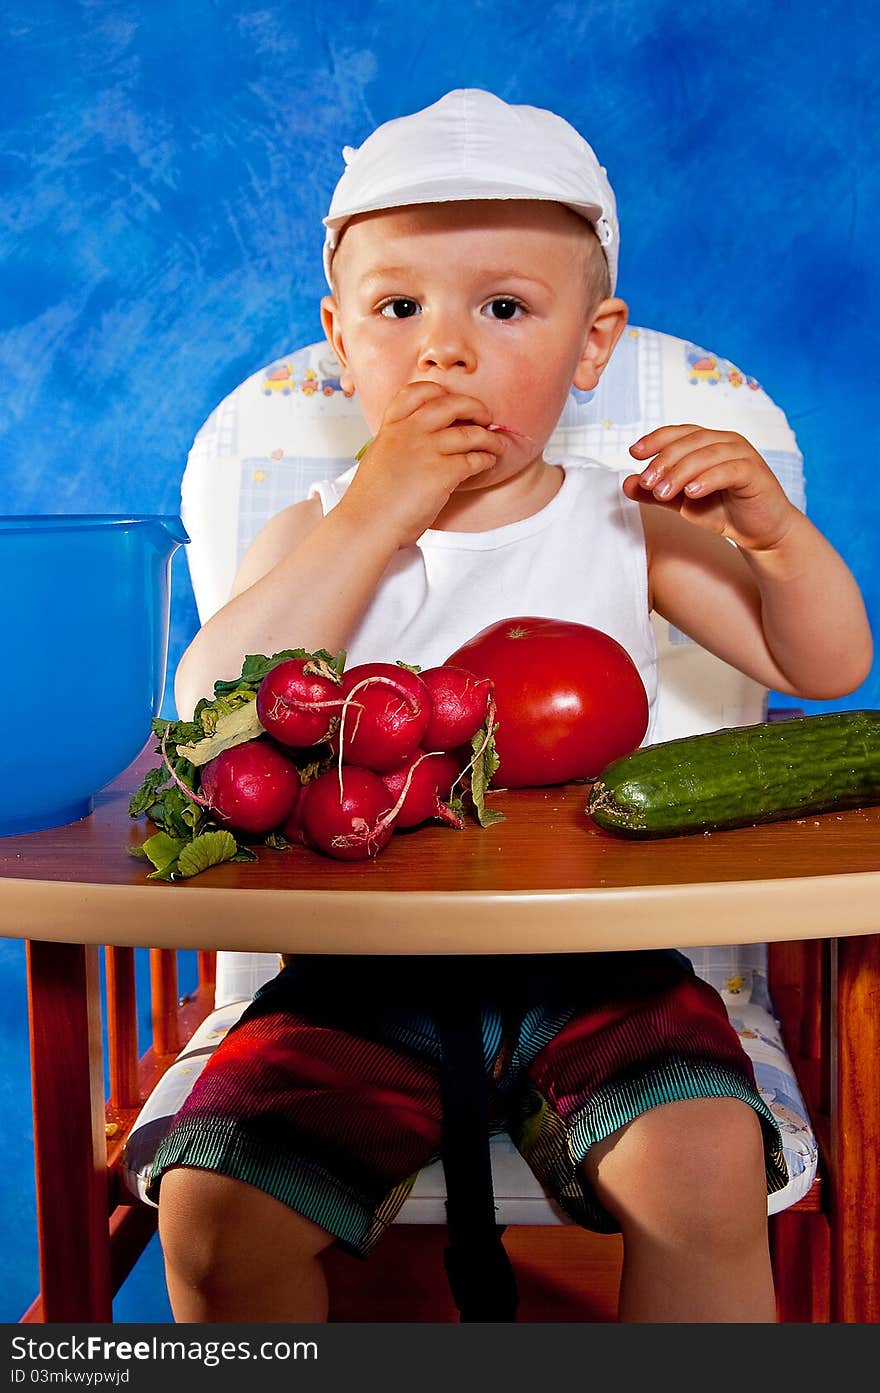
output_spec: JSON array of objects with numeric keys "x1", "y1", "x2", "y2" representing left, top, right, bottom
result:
[
  {"x1": 214, "y1": 950, "x2": 283, "y2": 1009},
  {"x1": 682, "y1": 942, "x2": 774, "y2": 1010},
  {"x1": 122, "y1": 979, "x2": 817, "y2": 1222}
]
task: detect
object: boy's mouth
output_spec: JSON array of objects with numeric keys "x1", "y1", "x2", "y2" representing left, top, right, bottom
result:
[
  {"x1": 452, "y1": 419, "x2": 527, "y2": 439},
  {"x1": 488, "y1": 423, "x2": 530, "y2": 440}
]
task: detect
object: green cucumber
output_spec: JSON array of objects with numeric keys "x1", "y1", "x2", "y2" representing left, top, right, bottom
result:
[{"x1": 587, "y1": 710, "x2": 880, "y2": 837}]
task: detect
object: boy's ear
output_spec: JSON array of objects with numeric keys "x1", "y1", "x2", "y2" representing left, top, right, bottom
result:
[
  {"x1": 320, "y1": 295, "x2": 355, "y2": 395},
  {"x1": 572, "y1": 297, "x2": 629, "y2": 392}
]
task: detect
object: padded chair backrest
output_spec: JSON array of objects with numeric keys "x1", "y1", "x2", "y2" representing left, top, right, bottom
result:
[{"x1": 180, "y1": 326, "x2": 806, "y2": 1010}]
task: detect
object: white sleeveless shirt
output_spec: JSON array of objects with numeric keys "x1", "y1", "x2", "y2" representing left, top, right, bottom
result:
[{"x1": 309, "y1": 455, "x2": 658, "y2": 739}]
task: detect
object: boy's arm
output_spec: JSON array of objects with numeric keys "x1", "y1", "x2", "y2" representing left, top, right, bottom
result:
[
  {"x1": 173, "y1": 497, "x2": 401, "y2": 719},
  {"x1": 626, "y1": 425, "x2": 873, "y2": 701}
]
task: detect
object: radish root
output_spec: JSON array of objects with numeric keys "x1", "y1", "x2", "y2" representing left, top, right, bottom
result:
[
  {"x1": 331, "y1": 750, "x2": 453, "y2": 852},
  {"x1": 160, "y1": 727, "x2": 222, "y2": 818},
  {"x1": 335, "y1": 675, "x2": 423, "y2": 798}
]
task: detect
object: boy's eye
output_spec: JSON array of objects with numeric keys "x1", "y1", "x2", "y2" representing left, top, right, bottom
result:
[
  {"x1": 378, "y1": 298, "x2": 420, "y2": 319},
  {"x1": 483, "y1": 298, "x2": 525, "y2": 320}
]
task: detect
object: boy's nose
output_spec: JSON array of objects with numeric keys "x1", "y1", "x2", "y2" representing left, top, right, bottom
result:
[{"x1": 417, "y1": 326, "x2": 476, "y2": 374}]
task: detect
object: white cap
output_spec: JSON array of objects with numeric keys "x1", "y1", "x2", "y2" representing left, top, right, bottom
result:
[{"x1": 322, "y1": 88, "x2": 619, "y2": 293}]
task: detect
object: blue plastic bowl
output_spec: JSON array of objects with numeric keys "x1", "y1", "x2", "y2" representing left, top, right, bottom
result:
[{"x1": 0, "y1": 515, "x2": 189, "y2": 835}]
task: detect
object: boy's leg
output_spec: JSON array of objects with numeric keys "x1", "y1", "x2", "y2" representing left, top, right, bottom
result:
[
  {"x1": 509, "y1": 950, "x2": 787, "y2": 1324},
  {"x1": 144, "y1": 960, "x2": 455, "y2": 1322},
  {"x1": 582, "y1": 1096, "x2": 776, "y2": 1323},
  {"x1": 158, "y1": 1167, "x2": 335, "y2": 1322}
]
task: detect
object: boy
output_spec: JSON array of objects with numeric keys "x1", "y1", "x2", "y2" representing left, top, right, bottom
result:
[{"x1": 151, "y1": 90, "x2": 872, "y2": 1323}]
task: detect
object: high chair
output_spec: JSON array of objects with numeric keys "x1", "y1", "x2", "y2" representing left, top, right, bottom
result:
[{"x1": 118, "y1": 326, "x2": 838, "y2": 1320}]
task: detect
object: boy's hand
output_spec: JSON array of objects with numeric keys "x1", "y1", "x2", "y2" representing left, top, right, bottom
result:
[
  {"x1": 343, "y1": 381, "x2": 508, "y2": 547},
  {"x1": 623, "y1": 425, "x2": 796, "y2": 553}
]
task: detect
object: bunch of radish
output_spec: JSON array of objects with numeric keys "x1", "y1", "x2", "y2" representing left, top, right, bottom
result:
[{"x1": 197, "y1": 657, "x2": 495, "y2": 861}]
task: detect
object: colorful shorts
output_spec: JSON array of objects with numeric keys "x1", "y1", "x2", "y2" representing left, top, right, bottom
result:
[{"x1": 147, "y1": 950, "x2": 788, "y2": 1256}]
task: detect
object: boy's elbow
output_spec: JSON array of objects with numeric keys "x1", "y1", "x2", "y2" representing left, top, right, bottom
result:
[
  {"x1": 173, "y1": 665, "x2": 195, "y2": 723},
  {"x1": 840, "y1": 629, "x2": 875, "y2": 697},
  {"x1": 173, "y1": 645, "x2": 209, "y2": 722},
  {"x1": 793, "y1": 635, "x2": 874, "y2": 702},
  {"x1": 838, "y1": 639, "x2": 875, "y2": 699}
]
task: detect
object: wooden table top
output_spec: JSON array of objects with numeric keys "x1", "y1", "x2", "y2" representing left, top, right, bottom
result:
[{"x1": 1, "y1": 746, "x2": 878, "y2": 954}]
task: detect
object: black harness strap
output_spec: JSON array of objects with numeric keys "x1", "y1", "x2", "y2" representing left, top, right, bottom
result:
[{"x1": 433, "y1": 977, "x2": 519, "y2": 1322}]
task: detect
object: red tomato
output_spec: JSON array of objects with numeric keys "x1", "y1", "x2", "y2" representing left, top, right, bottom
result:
[{"x1": 445, "y1": 616, "x2": 649, "y2": 788}]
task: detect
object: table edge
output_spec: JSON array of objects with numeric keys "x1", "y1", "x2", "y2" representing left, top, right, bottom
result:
[{"x1": 1, "y1": 870, "x2": 877, "y2": 953}]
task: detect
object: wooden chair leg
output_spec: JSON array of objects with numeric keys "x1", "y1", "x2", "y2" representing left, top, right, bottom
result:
[
  {"x1": 832, "y1": 932, "x2": 880, "y2": 1322},
  {"x1": 770, "y1": 1208, "x2": 830, "y2": 1322},
  {"x1": 26, "y1": 941, "x2": 113, "y2": 1321}
]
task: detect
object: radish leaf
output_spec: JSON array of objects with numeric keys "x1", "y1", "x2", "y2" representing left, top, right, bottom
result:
[
  {"x1": 128, "y1": 766, "x2": 168, "y2": 819},
  {"x1": 468, "y1": 720, "x2": 506, "y2": 828},
  {"x1": 177, "y1": 830, "x2": 238, "y2": 878},
  {"x1": 177, "y1": 700, "x2": 266, "y2": 766},
  {"x1": 140, "y1": 831, "x2": 187, "y2": 879},
  {"x1": 198, "y1": 688, "x2": 257, "y2": 735},
  {"x1": 213, "y1": 647, "x2": 345, "y2": 695}
]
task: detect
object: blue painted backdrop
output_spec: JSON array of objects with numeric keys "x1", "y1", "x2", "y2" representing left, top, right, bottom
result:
[{"x1": 1, "y1": 0, "x2": 877, "y2": 1321}]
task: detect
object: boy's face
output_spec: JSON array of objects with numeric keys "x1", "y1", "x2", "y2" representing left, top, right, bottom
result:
[{"x1": 321, "y1": 200, "x2": 626, "y2": 476}]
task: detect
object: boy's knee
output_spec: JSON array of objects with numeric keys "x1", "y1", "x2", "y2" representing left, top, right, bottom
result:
[
  {"x1": 585, "y1": 1097, "x2": 769, "y2": 1247},
  {"x1": 663, "y1": 1096, "x2": 766, "y2": 1176},
  {"x1": 158, "y1": 1165, "x2": 334, "y2": 1286},
  {"x1": 667, "y1": 1102, "x2": 768, "y2": 1246}
]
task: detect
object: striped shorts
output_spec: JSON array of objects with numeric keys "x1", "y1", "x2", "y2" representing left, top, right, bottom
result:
[{"x1": 147, "y1": 950, "x2": 788, "y2": 1256}]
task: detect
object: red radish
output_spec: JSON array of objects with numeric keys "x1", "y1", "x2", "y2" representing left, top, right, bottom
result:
[
  {"x1": 256, "y1": 657, "x2": 345, "y2": 748},
  {"x1": 446, "y1": 616, "x2": 649, "y2": 787},
  {"x1": 419, "y1": 666, "x2": 494, "y2": 750},
  {"x1": 301, "y1": 765, "x2": 395, "y2": 860},
  {"x1": 281, "y1": 779, "x2": 310, "y2": 844},
  {"x1": 200, "y1": 740, "x2": 302, "y2": 835},
  {"x1": 330, "y1": 662, "x2": 432, "y2": 772},
  {"x1": 380, "y1": 750, "x2": 464, "y2": 829}
]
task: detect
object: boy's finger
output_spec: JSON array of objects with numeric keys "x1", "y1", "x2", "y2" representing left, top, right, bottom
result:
[
  {"x1": 621, "y1": 473, "x2": 645, "y2": 502},
  {"x1": 462, "y1": 450, "x2": 504, "y2": 474},
  {"x1": 681, "y1": 458, "x2": 756, "y2": 498},
  {"x1": 414, "y1": 392, "x2": 494, "y2": 433},
  {"x1": 391, "y1": 382, "x2": 494, "y2": 427},
  {"x1": 638, "y1": 441, "x2": 741, "y2": 497},
  {"x1": 437, "y1": 422, "x2": 507, "y2": 456},
  {"x1": 629, "y1": 424, "x2": 705, "y2": 458},
  {"x1": 383, "y1": 379, "x2": 455, "y2": 423},
  {"x1": 621, "y1": 473, "x2": 684, "y2": 511}
]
